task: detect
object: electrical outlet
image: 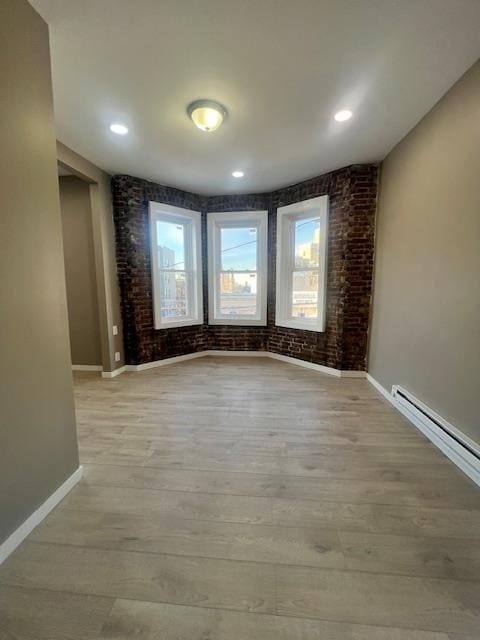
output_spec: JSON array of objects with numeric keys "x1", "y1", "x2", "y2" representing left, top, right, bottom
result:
[
  {"x1": 112, "y1": 325, "x2": 118, "y2": 336},
  {"x1": 115, "y1": 351, "x2": 121, "y2": 362}
]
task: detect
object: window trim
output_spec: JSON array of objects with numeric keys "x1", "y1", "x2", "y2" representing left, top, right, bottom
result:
[
  {"x1": 149, "y1": 201, "x2": 203, "y2": 329},
  {"x1": 275, "y1": 195, "x2": 328, "y2": 332},
  {"x1": 207, "y1": 210, "x2": 268, "y2": 326}
]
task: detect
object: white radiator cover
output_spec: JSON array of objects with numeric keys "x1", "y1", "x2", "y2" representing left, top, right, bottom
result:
[{"x1": 391, "y1": 385, "x2": 480, "y2": 487}]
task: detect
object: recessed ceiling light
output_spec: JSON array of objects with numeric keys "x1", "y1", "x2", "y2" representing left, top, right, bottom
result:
[
  {"x1": 334, "y1": 109, "x2": 353, "y2": 122},
  {"x1": 110, "y1": 123, "x2": 129, "y2": 135},
  {"x1": 232, "y1": 171, "x2": 244, "y2": 178},
  {"x1": 187, "y1": 99, "x2": 227, "y2": 132}
]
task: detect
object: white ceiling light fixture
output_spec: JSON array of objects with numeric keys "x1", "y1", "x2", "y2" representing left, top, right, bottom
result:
[
  {"x1": 232, "y1": 170, "x2": 244, "y2": 178},
  {"x1": 110, "y1": 123, "x2": 129, "y2": 135},
  {"x1": 187, "y1": 99, "x2": 227, "y2": 132},
  {"x1": 334, "y1": 109, "x2": 353, "y2": 122}
]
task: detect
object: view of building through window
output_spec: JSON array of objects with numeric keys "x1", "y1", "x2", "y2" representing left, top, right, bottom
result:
[
  {"x1": 219, "y1": 227, "x2": 257, "y2": 316},
  {"x1": 156, "y1": 219, "x2": 188, "y2": 318},
  {"x1": 156, "y1": 216, "x2": 321, "y2": 321},
  {"x1": 292, "y1": 217, "x2": 320, "y2": 319}
]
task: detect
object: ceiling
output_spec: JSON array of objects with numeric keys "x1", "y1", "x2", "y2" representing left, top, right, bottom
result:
[{"x1": 32, "y1": 0, "x2": 480, "y2": 195}]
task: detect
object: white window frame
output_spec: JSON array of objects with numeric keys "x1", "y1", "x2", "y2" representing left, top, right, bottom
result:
[
  {"x1": 207, "y1": 210, "x2": 268, "y2": 326},
  {"x1": 149, "y1": 201, "x2": 203, "y2": 329},
  {"x1": 275, "y1": 195, "x2": 328, "y2": 332}
]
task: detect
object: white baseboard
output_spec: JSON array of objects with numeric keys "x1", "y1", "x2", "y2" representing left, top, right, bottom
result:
[
  {"x1": 115, "y1": 350, "x2": 365, "y2": 379},
  {"x1": 0, "y1": 466, "x2": 83, "y2": 566},
  {"x1": 206, "y1": 350, "x2": 269, "y2": 358},
  {"x1": 125, "y1": 352, "x2": 205, "y2": 372},
  {"x1": 268, "y1": 352, "x2": 343, "y2": 377},
  {"x1": 366, "y1": 374, "x2": 480, "y2": 488},
  {"x1": 265, "y1": 352, "x2": 365, "y2": 378},
  {"x1": 340, "y1": 370, "x2": 368, "y2": 378},
  {"x1": 366, "y1": 373, "x2": 393, "y2": 402},
  {"x1": 72, "y1": 364, "x2": 102, "y2": 372},
  {"x1": 102, "y1": 365, "x2": 126, "y2": 378},
  {"x1": 206, "y1": 351, "x2": 365, "y2": 378}
]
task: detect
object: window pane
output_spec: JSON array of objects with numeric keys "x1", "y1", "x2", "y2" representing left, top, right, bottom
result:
[
  {"x1": 156, "y1": 219, "x2": 185, "y2": 270},
  {"x1": 219, "y1": 272, "x2": 257, "y2": 316},
  {"x1": 294, "y1": 217, "x2": 320, "y2": 268},
  {"x1": 221, "y1": 227, "x2": 257, "y2": 271},
  {"x1": 159, "y1": 271, "x2": 187, "y2": 318},
  {"x1": 291, "y1": 270, "x2": 318, "y2": 319}
]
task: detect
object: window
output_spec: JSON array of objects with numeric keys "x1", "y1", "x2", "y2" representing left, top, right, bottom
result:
[
  {"x1": 275, "y1": 195, "x2": 328, "y2": 332},
  {"x1": 207, "y1": 211, "x2": 268, "y2": 325},
  {"x1": 149, "y1": 202, "x2": 202, "y2": 329}
]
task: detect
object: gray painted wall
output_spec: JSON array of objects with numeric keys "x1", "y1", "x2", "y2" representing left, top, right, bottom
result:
[
  {"x1": 59, "y1": 176, "x2": 102, "y2": 366},
  {"x1": 369, "y1": 59, "x2": 480, "y2": 445},
  {"x1": 0, "y1": 0, "x2": 79, "y2": 544}
]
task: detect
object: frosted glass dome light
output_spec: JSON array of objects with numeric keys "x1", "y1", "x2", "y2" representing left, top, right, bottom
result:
[{"x1": 187, "y1": 100, "x2": 227, "y2": 132}]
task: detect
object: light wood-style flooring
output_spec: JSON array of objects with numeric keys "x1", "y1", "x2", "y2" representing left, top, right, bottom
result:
[{"x1": 0, "y1": 356, "x2": 479, "y2": 639}]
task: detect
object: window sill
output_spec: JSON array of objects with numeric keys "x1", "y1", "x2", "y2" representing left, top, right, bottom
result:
[
  {"x1": 154, "y1": 319, "x2": 203, "y2": 330},
  {"x1": 208, "y1": 318, "x2": 267, "y2": 327},
  {"x1": 275, "y1": 319, "x2": 325, "y2": 333}
]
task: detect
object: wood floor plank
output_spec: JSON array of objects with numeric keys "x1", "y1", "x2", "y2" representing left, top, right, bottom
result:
[
  {"x1": 124, "y1": 440, "x2": 444, "y2": 467},
  {"x1": 59, "y1": 483, "x2": 274, "y2": 524},
  {"x1": 0, "y1": 542, "x2": 276, "y2": 614},
  {"x1": 83, "y1": 461, "x2": 284, "y2": 494},
  {"x1": 83, "y1": 460, "x2": 466, "y2": 498},
  {"x1": 276, "y1": 457, "x2": 459, "y2": 482},
  {"x1": 99, "y1": 598, "x2": 450, "y2": 640},
  {"x1": 272, "y1": 498, "x2": 480, "y2": 539},
  {"x1": 102, "y1": 458, "x2": 477, "y2": 508},
  {"x1": 0, "y1": 584, "x2": 113, "y2": 640},
  {"x1": 137, "y1": 445, "x2": 455, "y2": 471},
  {"x1": 118, "y1": 419, "x2": 425, "y2": 438},
  {"x1": 31, "y1": 508, "x2": 345, "y2": 569},
  {"x1": 125, "y1": 431, "x2": 429, "y2": 453},
  {"x1": 79, "y1": 464, "x2": 478, "y2": 510},
  {"x1": 275, "y1": 564, "x2": 480, "y2": 634},
  {"x1": 339, "y1": 530, "x2": 480, "y2": 580},
  {"x1": 269, "y1": 475, "x2": 478, "y2": 508}
]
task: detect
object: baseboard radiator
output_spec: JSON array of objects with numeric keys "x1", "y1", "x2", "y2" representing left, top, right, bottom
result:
[{"x1": 392, "y1": 385, "x2": 480, "y2": 487}]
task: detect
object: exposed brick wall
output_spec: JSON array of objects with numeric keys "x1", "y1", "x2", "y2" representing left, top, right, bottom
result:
[
  {"x1": 111, "y1": 164, "x2": 377, "y2": 370},
  {"x1": 112, "y1": 175, "x2": 206, "y2": 365},
  {"x1": 341, "y1": 166, "x2": 378, "y2": 370}
]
